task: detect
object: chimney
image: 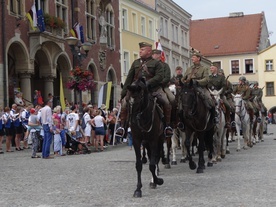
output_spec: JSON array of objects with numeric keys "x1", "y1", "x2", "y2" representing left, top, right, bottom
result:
[{"x1": 229, "y1": 12, "x2": 244, "y2": 18}]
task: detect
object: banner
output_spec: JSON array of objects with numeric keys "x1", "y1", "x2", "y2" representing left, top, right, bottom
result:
[
  {"x1": 26, "y1": 3, "x2": 37, "y2": 30},
  {"x1": 37, "y1": 9, "x2": 45, "y2": 32},
  {"x1": 60, "y1": 73, "x2": 66, "y2": 111},
  {"x1": 156, "y1": 41, "x2": 166, "y2": 62},
  {"x1": 98, "y1": 82, "x2": 112, "y2": 110}
]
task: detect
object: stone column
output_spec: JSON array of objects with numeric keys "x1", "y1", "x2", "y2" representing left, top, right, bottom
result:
[
  {"x1": 19, "y1": 72, "x2": 33, "y2": 104},
  {"x1": 43, "y1": 75, "x2": 55, "y2": 101}
]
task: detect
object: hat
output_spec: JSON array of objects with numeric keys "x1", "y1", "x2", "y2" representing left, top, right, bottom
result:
[
  {"x1": 87, "y1": 104, "x2": 93, "y2": 108},
  {"x1": 191, "y1": 51, "x2": 202, "y2": 58},
  {"x1": 139, "y1": 42, "x2": 152, "y2": 48},
  {"x1": 30, "y1": 108, "x2": 36, "y2": 114},
  {"x1": 112, "y1": 108, "x2": 118, "y2": 112},
  {"x1": 100, "y1": 104, "x2": 106, "y2": 110},
  {"x1": 175, "y1": 66, "x2": 183, "y2": 71},
  {"x1": 152, "y1": 49, "x2": 162, "y2": 54},
  {"x1": 218, "y1": 69, "x2": 224, "y2": 74},
  {"x1": 211, "y1": 62, "x2": 220, "y2": 68}
]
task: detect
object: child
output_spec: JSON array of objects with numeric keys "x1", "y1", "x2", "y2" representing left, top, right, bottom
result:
[{"x1": 28, "y1": 108, "x2": 41, "y2": 158}]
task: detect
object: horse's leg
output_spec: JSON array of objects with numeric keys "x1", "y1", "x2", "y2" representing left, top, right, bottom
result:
[
  {"x1": 171, "y1": 130, "x2": 178, "y2": 165},
  {"x1": 180, "y1": 131, "x2": 188, "y2": 163},
  {"x1": 197, "y1": 134, "x2": 205, "y2": 173},
  {"x1": 185, "y1": 131, "x2": 196, "y2": 170},
  {"x1": 206, "y1": 129, "x2": 215, "y2": 167},
  {"x1": 141, "y1": 142, "x2": 147, "y2": 164},
  {"x1": 164, "y1": 137, "x2": 171, "y2": 169},
  {"x1": 235, "y1": 115, "x2": 242, "y2": 151},
  {"x1": 133, "y1": 140, "x2": 143, "y2": 198},
  {"x1": 259, "y1": 115, "x2": 264, "y2": 142},
  {"x1": 212, "y1": 130, "x2": 218, "y2": 164},
  {"x1": 149, "y1": 142, "x2": 164, "y2": 188},
  {"x1": 221, "y1": 127, "x2": 227, "y2": 158}
]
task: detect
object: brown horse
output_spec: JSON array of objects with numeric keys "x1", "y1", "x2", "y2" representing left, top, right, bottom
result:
[
  {"x1": 126, "y1": 78, "x2": 164, "y2": 197},
  {"x1": 179, "y1": 81, "x2": 215, "y2": 173}
]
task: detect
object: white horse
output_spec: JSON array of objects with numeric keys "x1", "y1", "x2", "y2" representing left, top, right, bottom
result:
[
  {"x1": 210, "y1": 89, "x2": 226, "y2": 162},
  {"x1": 232, "y1": 94, "x2": 252, "y2": 151}
]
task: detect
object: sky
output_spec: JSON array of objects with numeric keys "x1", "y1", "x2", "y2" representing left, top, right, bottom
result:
[{"x1": 173, "y1": 0, "x2": 276, "y2": 44}]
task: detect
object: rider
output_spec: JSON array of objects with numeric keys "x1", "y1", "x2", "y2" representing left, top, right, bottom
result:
[
  {"x1": 152, "y1": 49, "x2": 174, "y2": 136},
  {"x1": 233, "y1": 76, "x2": 255, "y2": 121},
  {"x1": 119, "y1": 42, "x2": 171, "y2": 137},
  {"x1": 250, "y1": 81, "x2": 266, "y2": 113},
  {"x1": 197, "y1": 63, "x2": 231, "y2": 128},
  {"x1": 181, "y1": 51, "x2": 218, "y2": 124}
]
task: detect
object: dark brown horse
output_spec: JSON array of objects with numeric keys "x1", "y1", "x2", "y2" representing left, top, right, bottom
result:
[
  {"x1": 126, "y1": 78, "x2": 164, "y2": 197},
  {"x1": 179, "y1": 81, "x2": 215, "y2": 173}
]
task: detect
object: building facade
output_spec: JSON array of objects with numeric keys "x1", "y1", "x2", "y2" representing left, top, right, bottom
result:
[{"x1": 0, "y1": 0, "x2": 121, "y2": 109}]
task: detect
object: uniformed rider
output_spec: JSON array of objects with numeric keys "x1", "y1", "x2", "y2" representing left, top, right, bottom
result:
[
  {"x1": 181, "y1": 52, "x2": 219, "y2": 124},
  {"x1": 119, "y1": 42, "x2": 170, "y2": 137}
]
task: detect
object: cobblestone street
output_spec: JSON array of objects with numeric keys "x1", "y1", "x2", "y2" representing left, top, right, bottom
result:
[{"x1": 0, "y1": 125, "x2": 276, "y2": 207}]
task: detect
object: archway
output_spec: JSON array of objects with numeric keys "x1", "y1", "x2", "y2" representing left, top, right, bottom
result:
[
  {"x1": 88, "y1": 62, "x2": 99, "y2": 105},
  {"x1": 107, "y1": 67, "x2": 117, "y2": 110}
]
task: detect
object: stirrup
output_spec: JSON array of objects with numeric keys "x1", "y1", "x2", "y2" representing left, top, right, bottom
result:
[
  {"x1": 164, "y1": 126, "x2": 173, "y2": 137},
  {"x1": 115, "y1": 127, "x2": 125, "y2": 138},
  {"x1": 231, "y1": 121, "x2": 236, "y2": 128},
  {"x1": 257, "y1": 117, "x2": 262, "y2": 123}
]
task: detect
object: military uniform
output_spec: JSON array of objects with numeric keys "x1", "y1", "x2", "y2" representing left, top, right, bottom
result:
[{"x1": 182, "y1": 63, "x2": 209, "y2": 82}]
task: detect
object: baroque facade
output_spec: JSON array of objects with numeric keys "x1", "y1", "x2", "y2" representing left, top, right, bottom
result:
[{"x1": 0, "y1": 0, "x2": 121, "y2": 109}]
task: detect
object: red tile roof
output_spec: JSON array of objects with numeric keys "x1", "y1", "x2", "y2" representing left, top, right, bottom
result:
[{"x1": 190, "y1": 13, "x2": 263, "y2": 57}]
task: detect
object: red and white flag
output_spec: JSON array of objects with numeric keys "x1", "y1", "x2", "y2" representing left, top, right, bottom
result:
[{"x1": 155, "y1": 41, "x2": 166, "y2": 62}]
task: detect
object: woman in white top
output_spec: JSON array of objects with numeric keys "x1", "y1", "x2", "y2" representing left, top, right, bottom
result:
[
  {"x1": 91, "y1": 109, "x2": 106, "y2": 152},
  {"x1": 82, "y1": 107, "x2": 91, "y2": 145}
]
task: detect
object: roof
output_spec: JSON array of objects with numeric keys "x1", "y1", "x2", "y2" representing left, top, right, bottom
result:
[{"x1": 190, "y1": 13, "x2": 264, "y2": 57}]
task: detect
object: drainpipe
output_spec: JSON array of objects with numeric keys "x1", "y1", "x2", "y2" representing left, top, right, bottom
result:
[{"x1": 1, "y1": 0, "x2": 7, "y2": 106}]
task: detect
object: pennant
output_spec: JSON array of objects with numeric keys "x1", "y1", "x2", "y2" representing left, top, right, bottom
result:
[
  {"x1": 80, "y1": 25, "x2": 84, "y2": 43},
  {"x1": 98, "y1": 82, "x2": 112, "y2": 110},
  {"x1": 26, "y1": 3, "x2": 37, "y2": 30},
  {"x1": 59, "y1": 73, "x2": 66, "y2": 111},
  {"x1": 156, "y1": 41, "x2": 166, "y2": 62},
  {"x1": 37, "y1": 9, "x2": 45, "y2": 32}
]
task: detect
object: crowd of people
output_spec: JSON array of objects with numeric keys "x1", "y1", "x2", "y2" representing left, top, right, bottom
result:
[{"x1": 0, "y1": 92, "x2": 133, "y2": 157}]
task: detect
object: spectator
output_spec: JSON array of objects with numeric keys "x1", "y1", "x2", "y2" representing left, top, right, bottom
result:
[
  {"x1": 60, "y1": 107, "x2": 70, "y2": 154},
  {"x1": 108, "y1": 108, "x2": 117, "y2": 145},
  {"x1": 82, "y1": 107, "x2": 92, "y2": 145},
  {"x1": 0, "y1": 105, "x2": 4, "y2": 154},
  {"x1": 52, "y1": 106, "x2": 62, "y2": 156},
  {"x1": 127, "y1": 127, "x2": 133, "y2": 150},
  {"x1": 91, "y1": 109, "x2": 107, "y2": 152},
  {"x1": 13, "y1": 106, "x2": 23, "y2": 151},
  {"x1": 28, "y1": 108, "x2": 41, "y2": 158},
  {"x1": 3, "y1": 107, "x2": 13, "y2": 152},
  {"x1": 40, "y1": 99, "x2": 54, "y2": 159},
  {"x1": 66, "y1": 105, "x2": 82, "y2": 142},
  {"x1": 22, "y1": 104, "x2": 32, "y2": 149},
  {"x1": 33, "y1": 90, "x2": 38, "y2": 106},
  {"x1": 14, "y1": 92, "x2": 25, "y2": 109}
]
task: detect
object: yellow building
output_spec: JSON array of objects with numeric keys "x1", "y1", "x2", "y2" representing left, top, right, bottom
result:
[
  {"x1": 119, "y1": 0, "x2": 159, "y2": 83},
  {"x1": 258, "y1": 44, "x2": 276, "y2": 113}
]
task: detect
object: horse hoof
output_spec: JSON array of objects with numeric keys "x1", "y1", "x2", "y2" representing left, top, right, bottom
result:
[
  {"x1": 165, "y1": 164, "x2": 171, "y2": 169},
  {"x1": 196, "y1": 168, "x2": 204, "y2": 173},
  {"x1": 133, "y1": 190, "x2": 142, "y2": 198},
  {"x1": 171, "y1": 161, "x2": 177, "y2": 165},
  {"x1": 211, "y1": 159, "x2": 217, "y2": 164},
  {"x1": 261, "y1": 139, "x2": 264, "y2": 142},
  {"x1": 180, "y1": 158, "x2": 186, "y2": 163},
  {"x1": 149, "y1": 182, "x2": 157, "y2": 189},
  {"x1": 189, "y1": 161, "x2": 197, "y2": 170},
  {"x1": 228, "y1": 139, "x2": 232, "y2": 143},
  {"x1": 221, "y1": 154, "x2": 225, "y2": 159},
  {"x1": 242, "y1": 146, "x2": 248, "y2": 150},
  {"x1": 207, "y1": 162, "x2": 213, "y2": 167},
  {"x1": 158, "y1": 178, "x2": 164, "y2": 186},
  {"x1": 226, "y1": 150, "x2": 230, "y2": 154},
  {"x1": 216, "y1": 156, "x2": 222, "y2": 162},
  {"x1": 236, "y1": 149, "x2": 240, "y2": 152},
  {"x1": 142, "y1": 157, "x2": 147, "y2": 164}
]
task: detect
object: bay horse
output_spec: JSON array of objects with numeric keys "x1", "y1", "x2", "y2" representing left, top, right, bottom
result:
[
  {"x1": 126, "y1": 78, "x2": 164, "y2": 197},
  {"x1": 252, "y1": 96, "x2": 266, "y2": 143},
  {"x1": 232, "y1": 94, "x2": 252, "y2": 150},
  {"x1": 179, "y1": 81, "x2": 215, "y2": 173}
]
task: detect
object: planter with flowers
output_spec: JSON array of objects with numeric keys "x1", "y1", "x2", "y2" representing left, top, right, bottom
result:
[
  {"x1": 44, "y1": 13, "x2": 66, "y2": 36},
  {"x1": 66, "y1": 66, "x2": 95, "y2": 92}
]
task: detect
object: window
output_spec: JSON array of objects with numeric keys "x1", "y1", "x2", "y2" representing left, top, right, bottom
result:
[
  {"x1": 245, "y1": 59, "x2": 253, "y2": 73},
  {"x1": 231, "y1": 60, "x2": 239, "y2": 74},
  {"x1": 265, "y1": 60, "x2": 273, "y2": 71},
  {"x1": 171, "y1": 24, "x2": 175, "y2": 42},
  {"x1": 35, "y1": 0, "x2": 47, "y2": 12},
  {"x1": 106, "y1": 5, "x2": 115, "y2": 47},
  {"x1": 56, "y1": 0, "x2": 67, "y2": 28},
  {"x1": 175, "y1": 26, "x2": 178, "y2": 43},
  {"x1": 164, "y1": 19, "x2": 168, "y2": 38},
  {"x1": 10, "y1": 0, "x2": 23, "y2": 16},
  {"x1": 132, "y1": 13, "x2": 137, "y2": 33},
  {"x1": 123, "y1": 52, "x2": 130, "y2": 74},
  {"x1": 148, "y1": 20, "x2": 153, "y2": 39},
  {"x1": 86, "y1": 0, "x2": 96, "y2": 41},
  {"x1": 141, "y1": 16, "x2": 146, "y2": 36},
  {"x1": 122, "y1": 8, "x2": 128, "y2": 30},
  {"x1": 266, "y1": 82, "x2": 274, "y2": 96},
  {"x1": 160, "y1": 17, "x2": 164, "y2": 36},
  {"x1": 181, "y1": 30, "x2": 184, "y2": 46}
]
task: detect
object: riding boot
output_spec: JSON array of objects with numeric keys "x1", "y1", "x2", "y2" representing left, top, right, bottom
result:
[
  {"x1": 225, "y1": 109, "x2": 231, "y2": 129},
  {"x1": 211, "y1": 107, "x2": 219, "y2": 124},
  {"x1": 170, "y1": 102, "x2": 177, "y2": 128},
  {"x1": 164, "y1": 107, "x2": 173, "y2": 137},
  {"x1": 116, "y1": 107, "x2": 128, "y2": 137}
]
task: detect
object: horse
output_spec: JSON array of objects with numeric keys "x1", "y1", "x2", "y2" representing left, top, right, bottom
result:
[
  {"x1": 232, "y1": 94, "x2": 252, "y2": 151},
  {"x1": 209, "y1": 89, "x2": 227, "y2": 162},
  {"x1": 252, "y1": 96, "x2": 266, "y2": 143},
  {"x1": 179, "y1": 81, "x2": 215, "y2": 173},
  {"x1": 125, "y1": 78, "x2": 164, "y2": 197}
]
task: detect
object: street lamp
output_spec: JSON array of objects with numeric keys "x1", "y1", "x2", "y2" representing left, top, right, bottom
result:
[{"x1": 65, "y1": 36, "x2": 92, "y2": 115}]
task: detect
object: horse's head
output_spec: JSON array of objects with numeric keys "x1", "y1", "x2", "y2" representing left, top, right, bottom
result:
[
  {"x1": 180, "y1": 81, "x2": 197, "y2": 116},
  {"x1": 126, "y1": 78, "x2": 148, "y2": 108},
  {"x1": 232, "y1": 94, "x2": 244, "y2": 114},
  {"x1": 209, "y1": 88, "x2": 223, "y2": 106}
]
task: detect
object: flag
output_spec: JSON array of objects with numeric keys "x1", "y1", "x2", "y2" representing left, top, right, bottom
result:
[
  {"x1": 26, "y1": 3, "x2": 37, "y2": 30},
  {"x1": 70, "y1": 29, "x2": 76, "y2": 37},
  {"x1": 73, "y1": 22, "x2": 81, "y2": 40},
  {"x1": 37, "y1": 9, "x2": 45, "y2": 32},
  {"x1": 59, "y1": 73, "x2": 66, "y2": 111},
  {"x1": 156, "y1": 41, "x2": 166, "y2": 62},
  {"x1": 80, "y1": 25, "x2": 84, "y2": 43},
  {"x1": 98, "y1": 82, "x2": 112, "y2": 109}
]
